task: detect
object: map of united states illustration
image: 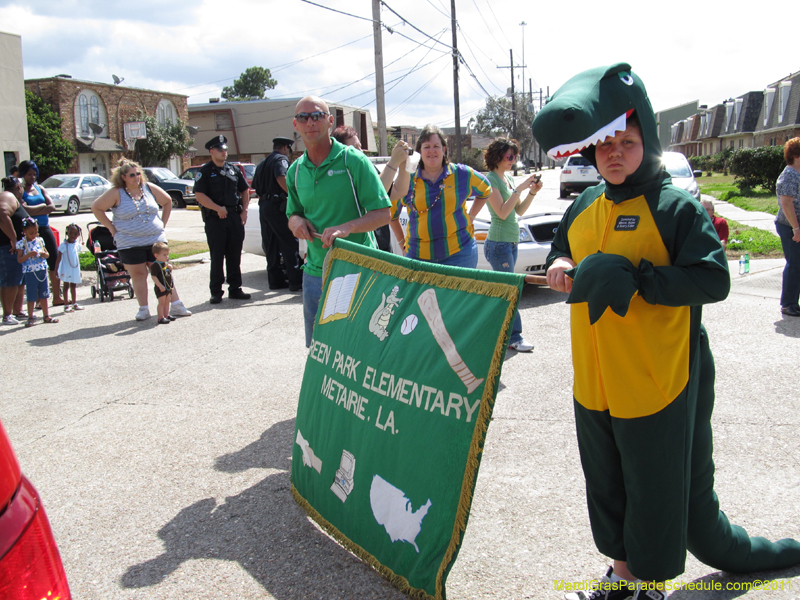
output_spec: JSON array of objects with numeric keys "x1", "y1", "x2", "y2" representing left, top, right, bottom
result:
[{"x1": 369, "y1": 474, "x2": 432, "y2": 552}]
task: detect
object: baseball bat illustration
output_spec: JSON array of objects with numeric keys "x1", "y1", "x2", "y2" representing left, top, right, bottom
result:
[{"x1": 417, "y1": 288, "x2": 484, "y2": 394}]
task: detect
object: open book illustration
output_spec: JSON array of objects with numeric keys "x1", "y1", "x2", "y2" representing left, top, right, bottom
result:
[{"x1": 319, "y1": 273, "x2": 361, "y2": 324}]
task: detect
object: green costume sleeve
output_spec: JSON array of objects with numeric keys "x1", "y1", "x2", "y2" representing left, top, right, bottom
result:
[{"x1": 638, "y1": 187, "x2": 730, "y2": 307}]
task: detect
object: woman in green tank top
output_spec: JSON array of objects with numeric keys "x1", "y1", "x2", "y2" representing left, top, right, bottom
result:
[{"x1": 483, "y1": 138, "x2": 543, "y2": 352}]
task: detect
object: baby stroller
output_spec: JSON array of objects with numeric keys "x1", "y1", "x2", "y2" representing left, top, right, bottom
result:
[{"x1": 87, "y1": 222, "x2": 134, "y2": 302}]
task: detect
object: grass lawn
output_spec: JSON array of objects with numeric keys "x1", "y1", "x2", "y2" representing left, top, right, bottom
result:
[
  {"x1": 725, "y1": 218, "x2": 783, "y2": 259},
  {"x1": 697, "y1": 173, "x2": 778, "y2": 215},
  {"x1": 79, "y1": 240, "x2": 209, "y2": 271}
]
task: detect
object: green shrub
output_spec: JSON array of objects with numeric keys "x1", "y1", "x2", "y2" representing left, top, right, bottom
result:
[
  {"x1": 718, "y1": 190, "x2": 739, "y2": 202},
  {"x1": 79, "y1": 251, "x2": 96, "y2": 271},
  {"x1": 729, "y1": 146, "x2": 784, "y2": 194}
]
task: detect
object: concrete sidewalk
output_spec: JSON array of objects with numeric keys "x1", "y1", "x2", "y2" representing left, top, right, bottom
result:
[{"x1": 702, "y1": 193, "x2": 777, "y2": 234}]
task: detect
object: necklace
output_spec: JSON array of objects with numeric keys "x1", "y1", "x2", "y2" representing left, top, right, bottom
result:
[
  {"x1": 125, "y1": 185, "x2": 151, "y2": 224},
  {"x1": 408, "y1": 182, "x2": 445, "y2": 215},
  {"x1": 23, "y1": 237, "x2": 48, "y2": 282},
  {"x1": 65, "y1": 240, "x2": 79, "y2": 268}
]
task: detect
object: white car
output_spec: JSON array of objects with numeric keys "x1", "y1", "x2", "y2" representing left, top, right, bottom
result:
[
  {"x1": 662, "y1": 151, "x2": 701, "y2": 200},
  {"x1": 559, "y1": 155, "x2": 601, "y2": 198},
  {"x1": 473, "y1": 206, "x2": 564, "y2": 275},
  {"x1": 41, "y1": 174, "x2": 112, "y2": 215}
]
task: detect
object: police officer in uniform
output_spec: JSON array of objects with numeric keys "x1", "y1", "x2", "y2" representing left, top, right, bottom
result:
[
  {"x1": 194, "y1": 135, "x2": 251, "y2": 304},
  {"x1": 253, "y1": 136, "x2": 303, "y2": 291}
]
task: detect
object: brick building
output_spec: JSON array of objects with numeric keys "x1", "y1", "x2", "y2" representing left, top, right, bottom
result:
[{"x1": 25, "y1": 75, "x2": 188, "y2": 178}]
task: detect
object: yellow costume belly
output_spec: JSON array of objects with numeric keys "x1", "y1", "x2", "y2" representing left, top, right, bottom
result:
[{"x1": 569, "y1": 193, "x2": 689, "y2": 419}]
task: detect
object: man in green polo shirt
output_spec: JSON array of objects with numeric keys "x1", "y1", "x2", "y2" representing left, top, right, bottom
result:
[{"x1": 287, "y1": 96, "x2": 391, "y2": 347}]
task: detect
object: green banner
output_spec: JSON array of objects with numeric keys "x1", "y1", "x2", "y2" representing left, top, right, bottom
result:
[{"x1": 291, "y1": 239, "x2": 524, "y2": 600}]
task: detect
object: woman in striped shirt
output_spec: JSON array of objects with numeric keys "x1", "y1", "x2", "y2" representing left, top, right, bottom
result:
[{"x1": 389, "y1": 125, "x2": 499, "y2": 267}]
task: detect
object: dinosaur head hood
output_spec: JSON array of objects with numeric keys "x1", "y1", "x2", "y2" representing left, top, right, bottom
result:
[{"x1": 532, "y1": 63, "x2": 665, "y2": 202}]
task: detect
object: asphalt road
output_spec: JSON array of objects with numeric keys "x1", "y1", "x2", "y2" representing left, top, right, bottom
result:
[{"x1": 5, "y1": 170, "x2": 800, "y2": 600}]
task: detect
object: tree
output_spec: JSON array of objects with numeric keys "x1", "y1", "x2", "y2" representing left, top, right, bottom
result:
[
  {"x1": 222, "y1": 66, "x2": 277, "y2": 101},
  {"x1": 25, "y1": 91, "x2": 75, "y2": 180},
  {"x1": 133, "y1": 111, "x2": 193, "y2": 168},
  {"x1": 472, "y1": 94, "x2": 536, "y2": 162}
]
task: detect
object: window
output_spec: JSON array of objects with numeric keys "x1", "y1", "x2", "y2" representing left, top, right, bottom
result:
[
  {"x1": 779, "y1": 81, "x2": 792, "y2": 122},
  {"x1": 74, "y1": 90, "x2": 107, "y2": 137},
  {"x1": 157, "y1": 99, "x2": 176, "y2": 127},
  {"x1": 335, "y1": 108, "x2": 344, "y2": 128},
  {"x1": 724, "y1": 101, "x2": 734, "y2": 132},
  {"x1": 734, "y1": 98, "x2": 743, "y2": 129},
  {"x1": 215, "y1": 111, "x2": 232, "y2": 130},
  {"x1": 79, "y1": 95, "x2": 88, "y2": 136},
  {"x1": 763, "y1": 88, "x2": 776, "y2": 126}
]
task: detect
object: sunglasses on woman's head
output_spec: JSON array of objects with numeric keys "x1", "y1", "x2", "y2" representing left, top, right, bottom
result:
[{"x1": 294, "y1": 111, "x2": 329, "y2": 123}]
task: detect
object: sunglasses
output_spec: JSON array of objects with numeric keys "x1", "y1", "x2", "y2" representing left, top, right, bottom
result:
[
  {"x1": 126, "y1": 171, "x2": 141, "y2": 177},
  {"x1": 294, "y1": 111, "x2": 329, "y2": 123},
  {"x1": 503, "y1": 153, "x2": 517, "y2": 162}
]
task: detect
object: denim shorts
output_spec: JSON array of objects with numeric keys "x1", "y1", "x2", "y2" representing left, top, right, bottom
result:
[
  {"x1": 0, "y1": 244, "x2": 23, "y2": 287},
  {"x1": 24, "y1": 270, "x2": 50, "y2": 302}
]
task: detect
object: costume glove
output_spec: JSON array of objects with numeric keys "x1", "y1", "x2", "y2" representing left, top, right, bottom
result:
[{"x1": 565, "y1": 252, "x2": 639, "y2": 324}]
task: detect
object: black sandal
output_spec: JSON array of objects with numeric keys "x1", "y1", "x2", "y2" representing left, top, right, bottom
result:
[
  {"x1": 43, "y1": 316, "x2": 59, "y2": 324},
  {"x1": 158, "y1": 318, "x2": 171, "y2": 324}
]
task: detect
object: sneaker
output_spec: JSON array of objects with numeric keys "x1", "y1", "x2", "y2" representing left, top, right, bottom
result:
[
  {"x1": 135, "y1": 306, "x2": 151, "y2": 321},
  {"x1": 633, "y1": 589, "x2": 667, "y2": 600},
  {"x1": 564, "y1": 567, "x2": 634, "y2": 600},
  {"x1": 2, "y1": 315, "x2": 19, "y2": 326},
  {"x1": 170, "y1": 301, "x2": 192, "y2": 317},
  {"x1": 508, "y1": 339, "x2": 534, "y2": 352},
  {"x1": 64, "y1": 305, "x2": 74, "y2": 313}
]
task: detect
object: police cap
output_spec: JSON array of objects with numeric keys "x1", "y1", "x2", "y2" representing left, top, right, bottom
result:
[
  {"x1": 273, "y1": 136, "x2": 294, "y2": 148},
  {"x1": 205, "y1": 135, "x2": 228, "y2": 150}
]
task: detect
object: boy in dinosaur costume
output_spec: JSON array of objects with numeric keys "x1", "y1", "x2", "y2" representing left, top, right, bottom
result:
[{"x1": 533, "y1": 63, "x2": 800, "y2": 599}]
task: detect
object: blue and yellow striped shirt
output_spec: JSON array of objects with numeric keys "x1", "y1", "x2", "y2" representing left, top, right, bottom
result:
[{"x1": 392, "y1": 163, "x2": 491, "y2": 261}]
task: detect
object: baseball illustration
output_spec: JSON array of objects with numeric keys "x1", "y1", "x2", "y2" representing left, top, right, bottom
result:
[{"x1": 401, "y1": 314, "x2": 418, "y2": 335}]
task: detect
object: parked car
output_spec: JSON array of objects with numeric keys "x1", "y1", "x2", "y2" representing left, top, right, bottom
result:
[
  {"x1": 559, "y1": 155, "x2": 602, "y2": 198},
  {"x1": 41, "y1": 174, "x2": 112, "y2": 215},
  {"x1": 473, "y1": 206, "x2": 564, "y2": 275},
  {"x1": 143, "y1": 167, "x2": 196, "y2": 208},
  {"x1": 0, "y1": 418, "x2": 71, "y2": 599},
  {"x1": 662, "y1": 151, "x2": 701, "y2": 200},
  {"x1": 178, "y1": 165, "x2": 201, "y2": 181}
]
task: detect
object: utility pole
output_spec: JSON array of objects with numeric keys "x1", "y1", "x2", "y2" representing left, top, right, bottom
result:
[
  {"x1": 497, "y1": 50, "x2": 517, "y2": 141},
  {"x1": 451, "y1": 0, "x2": 462, "y2": 162},
  {"x1": 372, "y1": 0, "x2": 388, "y2": 155},
  {"x1": 519, "y1": 21, "x2": 526, "y2": 95}
]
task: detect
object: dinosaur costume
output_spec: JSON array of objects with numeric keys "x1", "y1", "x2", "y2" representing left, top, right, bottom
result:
[{"x1": 533, "y1": 63, "x2": 800, "y2": 583}]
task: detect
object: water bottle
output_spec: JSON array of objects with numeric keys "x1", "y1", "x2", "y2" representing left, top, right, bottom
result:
[
  {"x1": 738, "y1": 255, "x2": 745, "y2": 275},
  {"x1": 744, "y1": 252, "x2": 750, "y2": 274},
  {"x1": 94, "y1": 240, "x2": 101, "y2": 254}
]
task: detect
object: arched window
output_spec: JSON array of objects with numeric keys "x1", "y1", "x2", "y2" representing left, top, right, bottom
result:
[
  {"x1": 74, "y1": 90, "x2": 108, "y2": 137},
  {"x1": 157, "y1": 99, "x2": 176, "y2": 128},
  {"x1": 78, "y1": 95, "x2": 89, "y2": 136}
]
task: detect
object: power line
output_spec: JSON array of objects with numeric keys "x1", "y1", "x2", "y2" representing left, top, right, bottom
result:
[
  {"x1": 380, "y1": 1, "x2": 452, "y2": 50},
  {"x1": 299, "y1": 0, "x2": 375, "y2": 23}
]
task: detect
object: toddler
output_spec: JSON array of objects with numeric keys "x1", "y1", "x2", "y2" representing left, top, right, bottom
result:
[
  {"x1": 56, "y1": 223, "x2": 84, "y2": 312},
  {"x1": 150, "y1": 241, "x2": 175, "y2": 324},
  {"x1": 16, "y1": 217, "x2": 58, "y2": 326}
]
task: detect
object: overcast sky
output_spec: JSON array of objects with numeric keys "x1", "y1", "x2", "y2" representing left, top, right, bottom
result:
[{"x1": 3, "y1": 0, "x2": 797, "y2": 131}]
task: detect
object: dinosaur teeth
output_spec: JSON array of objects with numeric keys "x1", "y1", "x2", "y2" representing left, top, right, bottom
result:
[{"x1": 547, "y1": 112, "x2": 629, "y2": 159}]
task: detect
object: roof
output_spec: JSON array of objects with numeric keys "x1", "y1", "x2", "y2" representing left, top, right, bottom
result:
[
  {"x1": 76, "y1": 137, "x2": 125, "y2": 152},
  {"x1": 25, "y1": 75, "x2": 187, "y2": 99}
]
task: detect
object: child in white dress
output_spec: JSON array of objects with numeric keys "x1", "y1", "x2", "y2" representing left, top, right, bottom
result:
[{"x1": 56, "y1": 223, "x2": 84, "y2": 312}]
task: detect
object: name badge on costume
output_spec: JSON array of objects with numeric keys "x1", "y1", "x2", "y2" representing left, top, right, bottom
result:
[{"x1": 614, "y1": 216, "x2": 640, "y2": 231}]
